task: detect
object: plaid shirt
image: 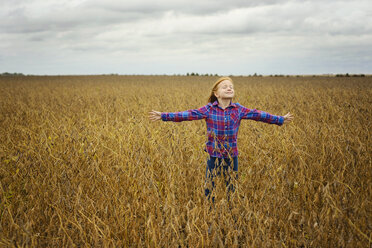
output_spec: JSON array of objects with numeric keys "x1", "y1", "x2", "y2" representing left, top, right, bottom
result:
[{"x1": 161, "y1": 101, "x2": 284, "y2": 158}]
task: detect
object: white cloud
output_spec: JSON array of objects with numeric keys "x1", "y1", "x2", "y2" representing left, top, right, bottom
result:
[{"x1": 0, "y1": 0, "x2": 371, "y2": 75}]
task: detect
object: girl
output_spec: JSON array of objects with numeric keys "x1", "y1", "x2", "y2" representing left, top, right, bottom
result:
[{"x1": 149, "y1": 77, "x2": 293, "y2": 201}]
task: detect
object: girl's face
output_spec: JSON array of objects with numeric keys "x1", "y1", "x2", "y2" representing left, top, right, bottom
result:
[{"x1": 214, "y1": 80, "x2": 234, "y2": 99}]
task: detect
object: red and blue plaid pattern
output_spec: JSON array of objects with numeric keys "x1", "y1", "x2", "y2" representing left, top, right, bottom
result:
[{"x1": 161, "y1": 101, "x2": 284, "y2": 158}]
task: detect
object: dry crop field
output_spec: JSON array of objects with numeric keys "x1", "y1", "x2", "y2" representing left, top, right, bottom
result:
[{"x1": 0, "y1": 75, "x2": 371, "y2": 247}]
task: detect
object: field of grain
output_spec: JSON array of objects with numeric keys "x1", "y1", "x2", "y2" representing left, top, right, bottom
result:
[{"x1": 0, "y1": 75, "x2": 371, "y2": 247}]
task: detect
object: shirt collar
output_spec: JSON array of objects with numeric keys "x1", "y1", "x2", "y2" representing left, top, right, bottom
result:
[{"x1": 212, "y1": 101, "x2": 237, "y2": 109}]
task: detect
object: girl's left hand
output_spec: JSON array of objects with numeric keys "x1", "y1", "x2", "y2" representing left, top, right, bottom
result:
[{"x1": 283, "y1": 112, "x2": 294, "y2": 124}]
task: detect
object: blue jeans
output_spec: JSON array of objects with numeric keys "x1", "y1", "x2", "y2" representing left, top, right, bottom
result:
[{"x1": 205, "y1": 156, "x2": 238, "y2": 202}]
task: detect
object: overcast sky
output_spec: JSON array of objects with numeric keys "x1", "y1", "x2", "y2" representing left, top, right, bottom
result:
[{"x1": 1, "y1": 0, "x2": 371, "y2": 75}]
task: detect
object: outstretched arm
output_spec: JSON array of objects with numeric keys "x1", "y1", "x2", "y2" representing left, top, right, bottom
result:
[
  {"x1": 148, "y1": 105, "x2": 210, "y2": 122},
  {"x1": 240, "y1": 105, "x2": 293, "y2": 125}
]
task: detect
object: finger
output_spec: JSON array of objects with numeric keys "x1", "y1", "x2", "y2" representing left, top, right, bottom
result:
[{"x1": 284, "y1": 117, "x2": 293, "y2": 122}]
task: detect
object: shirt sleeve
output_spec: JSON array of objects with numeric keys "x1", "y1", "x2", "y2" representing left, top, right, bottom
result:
[
  {"x1": 161, "y1": 104, "x2": 210, "y2": 122},
  {"x1": 239, "y1": 104, "x2": 284, "y2": 125}
]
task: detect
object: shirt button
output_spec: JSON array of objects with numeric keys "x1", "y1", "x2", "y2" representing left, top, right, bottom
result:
[{"x1": 225, "y1": 126, "x2": 227, "y2": 128}]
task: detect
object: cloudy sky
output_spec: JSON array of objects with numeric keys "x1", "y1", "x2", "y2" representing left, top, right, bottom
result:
[{"x1": 1, "y1": 0, "x2": 371, "y2": 75}]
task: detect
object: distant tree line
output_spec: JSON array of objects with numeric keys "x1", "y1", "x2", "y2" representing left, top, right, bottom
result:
[
  {"x1": 186, "y1": 73, "x2": 219, "y2": 76},
  {"x1": 185, "y1": 72, "x2": 265, "y2": 77},
  {"x1": 335, "y1": 73, "x2": 365, "y2": 77},
  {"x1": 1, "y1": 72, "x2": 25, "y2": 76}
]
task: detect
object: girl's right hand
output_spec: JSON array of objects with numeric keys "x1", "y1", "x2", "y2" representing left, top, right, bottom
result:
[{"x1": 149, "y1": 110, "x2": 162, "y2": 121}]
